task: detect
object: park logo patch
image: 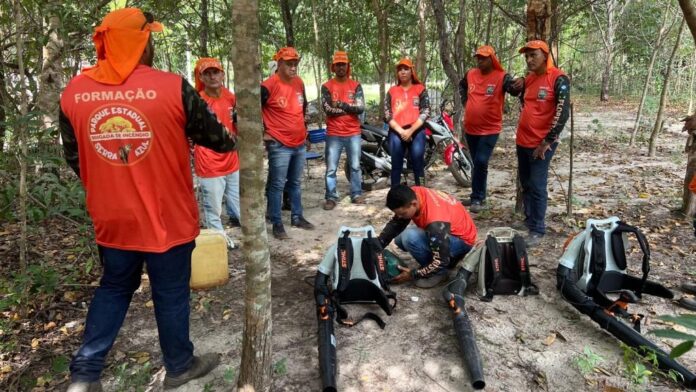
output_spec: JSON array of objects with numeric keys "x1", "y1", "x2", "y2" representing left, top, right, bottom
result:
[{"x1": 87, "y1": 104, "x2": 153, "y2": 166}]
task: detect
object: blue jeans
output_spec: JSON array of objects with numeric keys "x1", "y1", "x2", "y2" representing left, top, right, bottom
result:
[
  {"x1": 266, "y1": 140, "x2": 305, "y2": 225},
  {"x1": 465, "y1": 133, "x2": 500, "y2": 202},
  {"x1": 394, "y1": 227, "x2": 472, "y2": 268},
  {"x1": 324, "y1": 135, "x2": 362, "y2": 201},
  {"x1": 388, "y1": 127, "x2": 426, "y2": 187},
  {"x1": 516, "y1": 144, "x2": 557, "y2": 235},
  {"x1": 199, "y1": 171, "x2": 240, "y2": 231},
  {"x1": 70, "y1": 242, "x2": 195, "y2": 382}
]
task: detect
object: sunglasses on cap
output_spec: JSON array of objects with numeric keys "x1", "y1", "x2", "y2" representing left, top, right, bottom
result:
[{"x1": 140, "y1": 12, "x2": 154, "y2": 31}]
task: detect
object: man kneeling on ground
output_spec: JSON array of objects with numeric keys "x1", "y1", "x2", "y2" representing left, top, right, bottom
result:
[{"x1": 378, "y1": 185, "x2": 478, "y2": 288}]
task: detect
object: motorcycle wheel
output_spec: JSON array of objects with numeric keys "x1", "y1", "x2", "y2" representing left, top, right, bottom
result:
[{"x1": 449, "y1": 148, "x2": 473, "y2": 187}]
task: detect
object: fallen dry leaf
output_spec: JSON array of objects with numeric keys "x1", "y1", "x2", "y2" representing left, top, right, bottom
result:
[
  {"x1": 543, "y1": 333, "x2": 557, "y2": 346},
  {"x1": 44, "y1": 322, "x2": 56, "y2": 331},
  {"x1": 31, "y1": 338, "x2": 40, "y2": 349}
]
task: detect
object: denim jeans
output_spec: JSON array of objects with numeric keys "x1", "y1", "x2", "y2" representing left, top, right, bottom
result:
[
  {"x1": 388, "y1": 127, "x2": 426, "y2": 187},
  {"x1": 266, "y1": 140, "x2": 305, "y2": 225},
  {"x1": 394, "y1": 227, "x2": 473, "y2": 268},
  {"x1": 516, "y1": 143, "x2": 557, "y2": 235},
  {"x1": 465, "y1": 133, "x2": 500, "y2": 202},
  {"x1": 325, "y1": 134, "x2": 362, "y2": 201},
  {"x1": 70, "y1": 242, "x2": 195, "y2": 382},
  {"x1": 199, "y1": 171, "x2": 240, "y2": 231}
]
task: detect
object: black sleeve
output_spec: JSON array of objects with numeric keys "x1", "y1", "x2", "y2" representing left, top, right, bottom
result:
[
  {"x1": 260, "y1": 85, "x2": 270, "y2": 107},
  {"x1": 181, "y1": 79, "x2": 236, "y2": 152},
  {"x1": 413, "y1": 222, "x2": 452, "y2": 279},
  {"x1": 545, "y1": 75, "x2": 571, "y2": 144},
  {"x1": 458, "y1": 74, "x2": 468, "y2": 107},
  {"x1": 321, "y1": 85, "x2": 345, "y2": 116},
  {"x1": 377, "y1": 217, "x2": 410, "y2": 247},
  {"x1": 383, "y1": 91, "x2": 393, "y2": 123},
  {"x1": 59, "y1": 109, "x2": 80, "y2": 178},
  {"x1": 502, "y1": 73, "x2": 522, "y2": 97},
  {"x1": 302, "y1": 85, "x2": 308, "y2": 116},
  {"x1": 418, "y1": 88, "x2": 431, "y2": 121},
  {"x1": 340, "y1": 83, "x2": 365, "y2": 115}
]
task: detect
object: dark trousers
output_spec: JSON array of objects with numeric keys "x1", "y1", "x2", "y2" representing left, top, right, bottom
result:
[
  {"x1": 465, "y1": 133, "x2": 500, "y2": 202},
  {"x1": 70, "y1": 242, "x2": 195, "y2": 382},
  {"x1": 516, "y1": 144, "x2": 557, "y2": 235},
  {"x1": 388, "y1": 127, "x2": 426, "y2": 187}
]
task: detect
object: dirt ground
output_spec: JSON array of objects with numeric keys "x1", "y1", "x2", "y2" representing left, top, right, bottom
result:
[{"x1": 85, "y1": 101, "x2": 696, "y2": 392}]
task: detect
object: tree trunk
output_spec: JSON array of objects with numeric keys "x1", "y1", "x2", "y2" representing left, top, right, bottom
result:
[
  {"x1": 310, "y1": 0, "x2": 324, "y2": 125},
  {"x1": 485, "y1": 0, "x2": 494, "y2": 44},
  {"x1": 280, "y1": 0, "x2": 295, "y2": 47},
  {"x1": 526, "y1": 0, "x2": 551, "y2": 41},
  {"x1": 15, "y1": 0, "x2": 28, "y2": 270},
  {"x1": 684, "y1": 131, "x2": 696, "y2": 216},
  {"x1": 431, "y1": 0, "x2": 462, "y2": 134},
  {"x1": 630, "y1": 12, "x2": 669, "y2": 146},
  {"x1": 370, "y1": 0, "x2": 389, "y2": 115},
  {"x1": 689, "y1": 50, "x2": 696, "y2": 114},
  {"x1": 648, "y1": 20, "x2": 685, "y2": 157},
  {"x1": 454, "y1": 0, "x2": 467, "y2": 74},
  {"x1": 679, "y1": 0, "x2": 696, "y2": 41},
  {"x1": 231, "y1": 0, "x2": 273, "y2": 390},
  {"x1": 0, "y1": 68, "x2": 6, "y2": 151},
  {"x1": 36, "y1": 2, "x2": 63, "y2": 141},
  {"x1": 416, "y1": 0, "x2": 428, "y2": 82},
  {"x1": 200, "y1": 0, "x2": 209, "y2": 56}
]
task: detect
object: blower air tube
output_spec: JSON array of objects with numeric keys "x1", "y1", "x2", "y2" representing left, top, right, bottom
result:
[
  {"x1": 315, "y1": 272, "x2": 338, "y2": 392},
  {"x1": 557, "y1": 265, "x2": 696, "y2": 389},
  {"x1": 442, "y1": 268, "x2": 486, "y2": 390}
]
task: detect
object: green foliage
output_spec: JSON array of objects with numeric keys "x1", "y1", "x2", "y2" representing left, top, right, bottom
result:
[
  {"x1": 113, "y1": 361, "x2": 152, "y2": 392},
  {"x1": 620, "y1": 343, "x2": 681, "y2": 387},
  {"x1": 0, "y1": 263, "x2": 59, "y2": 312},
  {"x1": 273, "y1": 357, "x2": 287, "y2": 376},
  {"x1": 575, "y1": 346, "x2": 604, "y2": 375},
  {"x1": 651, "y1": 314, "x2": 696, "y2": 358},
  {"x1": 223, "y1": 366, "x2": 236, "y2": 384}
]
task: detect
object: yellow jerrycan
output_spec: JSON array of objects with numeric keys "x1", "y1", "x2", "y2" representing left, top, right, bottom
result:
[{"x1": 190, "y1": 229, "x2": 229, "y2": 289}]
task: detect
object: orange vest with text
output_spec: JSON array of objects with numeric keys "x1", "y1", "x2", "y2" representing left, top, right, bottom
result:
[
  {"x1": 411, "y1": 186, "x2": 478, "y2": 245},
  {"x1": 464, "y1": 69, "x2": 506, "y2": 135},
  {"x1": 261, "y1": 74, "x2": 307, "y2": 147},
  {"x1": 516, "y1": 67, "x2": 566, "y2": 148},
  {"x1": 323, "y1": 78, "x2": 361, "y2": 137},
  {"x1": 60, "y1": 65, "x2": 199, "y2": 252},
  {"x1": 194, "y1": 89, "x2": 238, "y2": 177},
  {"x1": 389, "y1": 84, "x2": 425, "y2": 127}
]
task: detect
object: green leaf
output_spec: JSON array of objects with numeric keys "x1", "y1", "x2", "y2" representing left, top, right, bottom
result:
[
  {"x1": 658, "y1": 315, "x2": 696, "y2": 330},
  {"x1": 223, "y1": 367, "x2": 236, "y2": 383},
  {"x1": 51, "y1": 355, "x2": 69, "y2": 373},
  {"x1": 669, "y1": 340, "x2": 695, "y2": 359},
  {"x1": 650, "y1": 329, "x2": 696, "y2": 341}
]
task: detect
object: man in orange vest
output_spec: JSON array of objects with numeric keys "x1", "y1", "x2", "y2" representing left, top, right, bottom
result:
[
  {"x1": 321, "y1": 51, "x2": 366, "y2": 210},
  {"x1": 60, "y1": 9, "x2": 234, "y2": 391},
  {"x1": 515, "y1": 40, "x2": 570, "y2": 247},
  {"x1": 261, "y1": 47, "x2": 315, "y2": 240},
  {"x1": 459, "y1": 45, "x2": 522, "y2": 213},
  {"x1": 193, "y1": 58, "x2": 240, "y2": 241}
]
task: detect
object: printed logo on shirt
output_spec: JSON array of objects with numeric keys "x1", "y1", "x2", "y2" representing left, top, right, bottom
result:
[
  {"x1": 296, "y1": 92, "x2": 304, "y2": 105},
  {"x1": 87, "y1": 104, "x2": 153, "y2": 166},
  {"x1": 394, "y1": 99, "x2": 406, "y2": 114},
  {"x1": 486, "y1": 84, "x2": 495, "y2": 96},
  {"x1": 412, "y1": 97, "x2": 419, "y2": 107},
  {"x1": 434, "y1": 190, "x2": 457, "y2": 206},
  {"x1": 277, "y1": 96, "x2": 288, "y2": 108},
  {"x1": 537, "y1": 87, "x2": 549, "y2": 101},
  {"x1": 347, "y1": 91, "x2": 355, "y2": 102}
]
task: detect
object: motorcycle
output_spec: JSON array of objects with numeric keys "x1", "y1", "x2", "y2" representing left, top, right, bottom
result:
[{"x1": 346, "y1": 103, "x2": 473, "y2": 190}]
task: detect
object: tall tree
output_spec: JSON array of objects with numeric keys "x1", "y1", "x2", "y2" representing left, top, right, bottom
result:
[
  {"x1": 648, "y1": 19, "x2": 685, "y2": 157},
  {"x1": 280, "y1": 0, "x2": 295, "y2": 47},
  {"x1": 14, "y1": 0, "x2": 29, "y2": 269},
  {"x1": 678, "y1": 0, "x2": 696, "y2": 215},
  {"x1": 200, "y1": 0, "x2": 210, "y2": 56},
  {"x1": 526, "y1": 0, "x2": 552, "y2": 41},
  {"x1": 591, "y1": 0, "x2": 633, "y2": 102},
  {"x1": 231, "y1": 0, "x2": 273, "y2": 389},
  {"x1": 370, "y1": 0, "x2": 390, "y2": 113},
  {"x1": 416, "y1": 0, "x2": 428, "y2": 82},
  {"x1": 36, "y1": 1, "x2": 63, "y2": 139},
  {"x1": 431, "y1": 0, "x2": 463, "y2": 133}
]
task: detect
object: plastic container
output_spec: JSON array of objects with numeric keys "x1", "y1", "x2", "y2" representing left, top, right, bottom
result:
[{"x1": 190, "y1": 229, "x2": 229, "y2": 289}]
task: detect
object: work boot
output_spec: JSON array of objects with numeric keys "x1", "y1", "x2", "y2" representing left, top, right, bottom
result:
[
  {"x1": 323, "y1": 199, "x2": 337, "y2": 210},
  {"x1": 272, "y1": 223, "x2": 289, "y2": 240},
  {"x1": 66, "y1": 381, "x2": 103, "y2": 392},
  {"x1": 461, "y1": 198, "x2": 473, "y2": 206},
  {"x1": 525, "y1": 232, "x2": 544, "y2": 248},
  {"x1": 163, "y1": 353, "x2": 220, "y2": 389},
  {"x1": 291, "y1": 216, "x2": 315, "y2": 230},
  {"x1": 352, "y1": 195, "x2": 367, "y2": 204},
  {"x1": 415, "y1": 272, "x2": 447, "y2": 289},
  {"x1": 681, "y1": 282, "x2": 696, "y2": 295},
  {"x1": 469, "y1": 200, "x2": 485, "y2": 213}
]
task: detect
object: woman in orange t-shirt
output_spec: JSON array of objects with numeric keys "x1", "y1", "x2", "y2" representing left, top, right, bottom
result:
[{"x1": 384, "y1": 58, "x2": 431, "y2": 188}]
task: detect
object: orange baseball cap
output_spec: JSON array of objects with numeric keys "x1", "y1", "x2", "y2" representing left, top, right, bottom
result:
[
  {"x1": 332, "y1": 51, "x2": 349, "y2": 64},
  {"x1": 194, "y1": 58, "x2": 224, "y2": 91},
  {"x1": 519, "y1": 40, "x2": 550, "y2": 54},
  {"x1": 474, "y1": 45, "x2": 504, "y2": 71},
  {"x1": 395, "y1": 58, "x2": 421, "y2": 85},
  {"x1": 275, "y1": 47, "x2": 300, "y2": 61}
]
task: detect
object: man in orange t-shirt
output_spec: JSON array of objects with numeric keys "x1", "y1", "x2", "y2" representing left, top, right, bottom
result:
[
  {"x1": 515, "y1": 40, "x2": 570, "y2": 247},
  {"x1": 377, "y1": 185, "x2": 478, "y2": 288},
  {"x1": 261, "y1": 47, "x2": 315, "y2": 240},
  {"x1": 321, "y1": 51, "x2": 365, "y2": 210},
  {"x1": 193, "y1": 58, "x2": 240, "y2": 238},
  {"x1": 60, "y1": 9, "x2": 233, "y2": 391},
  {"x1": 459, "y1": 46, "x2": 522, "y2": 213}
]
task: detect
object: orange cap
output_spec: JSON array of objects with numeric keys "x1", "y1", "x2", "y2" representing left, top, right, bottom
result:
[
  {"x1": 395, "y1": 58, "x2": 421, "y2": 85},
  {"x1": 194, "y1": 58, "x2": 224, "y2": 91},
  {"x1": 474, "y1": 45, "x2": 504, "y2": 72},
  {"x1": 275, "y1": 47, "x2": 300, "y2": 61},
  {"x1": 519, "y1": 40, "x2": 555, "y2": 69},
  {"x1": 332, "y1": 51, "x2": 349, "y2": 64},
  {"x1": 82, "y1": 8, "x2": 164, "y2": 85}
]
